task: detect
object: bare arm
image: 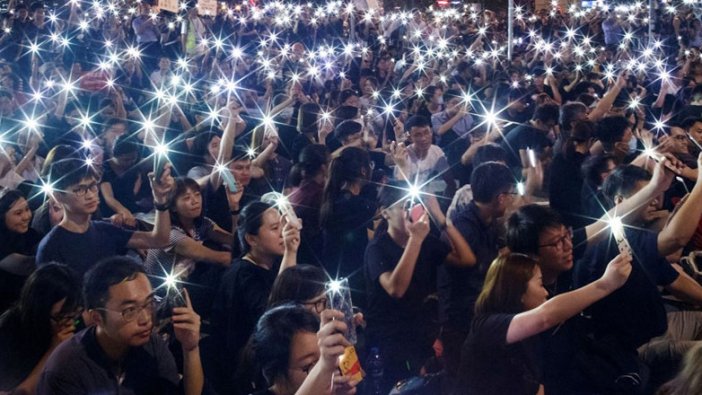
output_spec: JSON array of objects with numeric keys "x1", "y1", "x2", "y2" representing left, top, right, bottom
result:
[
  {"x1": 507, "y1": 253, "x2": 631, "y2": 344},
  {"x1": 658, "y1": 154, "x2": 702, "y2": 256},
  {"x1": 588, "y1": 73, "x2": 625, "y2": 122},
  {"x1": 173, "y1": 237, "x2": 231, "y2": 266}
]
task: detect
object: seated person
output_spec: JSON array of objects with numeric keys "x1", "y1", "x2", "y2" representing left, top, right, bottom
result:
[
  {"x1": 391, "y1": 115, "x2": 456, "y2": 197},
  {"x1": 251, "y1": 305, "x2": 358, "y2": 395},
  {"x1": 36, "y1": 156, "x2": 174, "y2": 272},
  {"x1": 365, "y1": 182, "x2": 475, "y2": 389},
  {"x1": 209, "y1": 201, "x2": 300, "y2": 394},
  {"x1": 37, "y1": 256, "x2": 203, "y2": 394},
  {"x1": 99, "y1": 135, "x2": 144, "y2": 226},
  {"x1": 0, "y1": 189, "x2": 42, "y2": 312},
  {"x1": 0, "y1": 264, "x2": 81, "y2": 394}
]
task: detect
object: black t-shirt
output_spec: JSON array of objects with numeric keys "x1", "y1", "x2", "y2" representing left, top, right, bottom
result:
[
  {"x1": 455, "y1": 313, "x2": 542, "y2": 395},
  {"x1": 0, "y1": 309, "x2": 46, "y2": 390},
  {"x1": 210, "y1": 258, "x2": 278, "y2": 386},
  {"x1": 35, "y1": 221, "x2": 134, "y2": 273},
  {"x1": 364, "y1": 231, "x2": 449, "y2": 343},
  {"x1": 573, "y1": 228, "x2": 679, "y2": 350},
  {"x1": 100, "y1": 161, "x2": 142, "y2": 216},
  {"x1": 549, "y1": 151, "x2": 588, "y2": 228},
  {"x1": 439, "y1": 201, "x2": 501, "y2": 329},
  {"x1": 500, "y1": 123, "x2": 553, "y2": 170}
]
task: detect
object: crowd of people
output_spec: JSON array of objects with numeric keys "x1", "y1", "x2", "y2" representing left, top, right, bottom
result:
[{"x1": 4, "y1": 0, "x2": 702, "y2": 394}]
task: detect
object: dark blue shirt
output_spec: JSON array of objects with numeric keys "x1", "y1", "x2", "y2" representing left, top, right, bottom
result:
[
  {"x1": 573, "y1": 227, "x2": 679, "y2": 350},
  {"x1": 36, "y1": 221, "x2": 133, "y2": 273},
  {"x1": 37, "y1": 326, "x2": 179, "y2": 395},
  {"x1": 438, "y1": 201, "x2": 501, "y2": 329}
]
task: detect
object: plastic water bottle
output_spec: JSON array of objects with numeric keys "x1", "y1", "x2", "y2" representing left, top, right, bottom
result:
[{"x1": 366, "y1": 347, "x2": 385, "y2": 395}]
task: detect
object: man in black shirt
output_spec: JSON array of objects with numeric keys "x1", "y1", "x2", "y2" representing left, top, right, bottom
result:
[
  {"x1": 500, "y1": 103, "x2": 557, "y2": 171},
  {"x1": 38, "y1": 257, "x2": 203, "y2": 395},
  {"x1": 438, "y1": 162, "x2": 514, "y2": 378}
]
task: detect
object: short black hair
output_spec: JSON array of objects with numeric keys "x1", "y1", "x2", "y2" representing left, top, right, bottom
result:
[
  {"x1": 29, "y1": 1, "x2": 44, "y2": 12},
  {"x1": 333, "y1": 105, "x2": 359, "y2": 127},
  {"x1": 470, "y1": 162, "x2": 514, "y2": 204},
  {"x1": 473, "y1": 144, "x2": 508, "y2": 167},
  {"x1": 506, "y1": 205, "x2": 564, "y2": 255},
  {"x1": 268, "y1": 265, "x2": 327, "y2": 309},
  {"x1": 338, "y1": 89, "x2": 358, "y2": 105},
  {"x1": 252, "y1": 304, "x2": 320, "y2": 385},
  {"x1": 443, "y1": 89, "x2": 462, "y2": 103},
  {"x1": 560, "y1": 102, "x2": 588, "y2": 132},
  {"x1": 84, "y1": 256, "x2": 146, "y2": 310},
  {"x1": 602, "y1": 165, "x2": 651, "y2": 205},
  {"x1": 334, "y1": 120, "x2": 362, "y2": 142},
  {"x1": 532, "y1": 103, "x2": 560, "y2": 124},
  {"x1": 48, "y1": 156, "x2": 99, "y2": 191},
  {"x1": 595, "y1": 116, "x2": 630, "y2": 149},
  {"x1": 404, "y1": 115, "x2": 431, "y2": 132}
]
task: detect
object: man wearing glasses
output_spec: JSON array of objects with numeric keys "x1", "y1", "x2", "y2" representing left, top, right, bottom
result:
[
  {"x1": 36, "y1": 156, "x2": 174, "y2": 273},
  {"x1": 38, "y1": 256, "x2": 203, "y2": 395}
]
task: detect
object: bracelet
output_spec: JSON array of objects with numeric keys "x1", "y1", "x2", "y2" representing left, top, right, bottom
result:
[
  {"x1": 230, "y1": 208, "x2": 241, "y2": 216},
  {"x1": 154, "y1": 201, "x2": 169, "y2": 211}
]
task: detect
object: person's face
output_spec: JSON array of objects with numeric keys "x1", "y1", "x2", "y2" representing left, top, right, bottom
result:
[
  {"x1": 599, "y1": 160, "x2": 617, "y2": 184},
  {"x1": 18, "y1": 8, "x2": 28, "y2": 20},
  {"x1": 537, "y1": 225, "x2": 574, "y2": 280},
  {"x1": 95, "y1": 273, "x2": 155, "y2": 348},
  {"x1": 409, "y1": 126, "x2": 432, "y2": 151},
  {"x1": 174, "y1": 186, "x2": 202, "y2": 220},
  {"x1": 115, "y1": 151, "x2": 138, "y2": 168},
  {"x1": 445, "y1": 97, "x2": 462, "y2": 115},
  {"x1": 522, "y1": 265, "x2": 549, "y2": 310},
  {"x1": 302, "y1": 292, "x2": 328, "y2": 316},
  {"x1": 229, "y1": 159, "x2": 252, "y2": 186},
  {"x1": 383, "y1": 203, "x2": 409, "y2": 233},
  {"x1": 616, "y1": 180, "x2": 662, "y2": 222},
  {"x1": 343, "y1": 131, "x2": 363, "y2": 148},
  {"x1": 669, "y1": 127, "x2": 689, "y2": 154},
  {"x1": 207, "y1": 136, "x2": 221, "y2": 162},
  {"x1": 689, "y1": 122, "x2": 702, "y2": 145},
  {"x1": 362, "y1": 80, "x2": 375, "y2": 96},
  {"x1": 33, "y1": 7, "x2": 44, "y2": 22},
  {"x1": 4, "y1": 197, "x2": 32, "y2": 234},
  {"x1": 431, "y1": 89, "x2": 443, "y2": 104},
  {"x1": 249, "y1": 208, "x2": 285, "y2": 256},
  {"x1": 620, "y1": 126, "x2": 633, "y2": 145},
  {"x1": 158, "y1": 58, "x2": 170, "y2": 71},
  {"x1": 343, "y1": 95, "x2": 360, "y2": 108},
  {"x1": 277, "y1": 331, "x2": 320, "y2": 393},
  {"x1": 57, "y1": 177, "x2": 100, "y2": 215},
  {"x1": 49, "y1": 298, "x2": 80, "y2": 340},
  {"x1": 48, "y1": 198, "x2": 64, "y2": 226}
]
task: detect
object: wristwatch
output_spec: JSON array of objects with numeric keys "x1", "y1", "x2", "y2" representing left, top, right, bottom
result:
[{"x1": 154, "y1": 201, "x2": 169, "y2": 211}]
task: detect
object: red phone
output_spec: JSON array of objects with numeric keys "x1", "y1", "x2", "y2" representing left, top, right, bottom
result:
[{"x1": 409, "y1": 203, "x2": 425, "y2": 223}]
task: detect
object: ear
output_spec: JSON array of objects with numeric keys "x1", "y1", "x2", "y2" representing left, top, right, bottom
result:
[
  {"x1": 89, "y1": 309, "x2": 103, "y2": 327},
  {"x1": 244, "y1": 233, "x2": 257, "y2": 249}
]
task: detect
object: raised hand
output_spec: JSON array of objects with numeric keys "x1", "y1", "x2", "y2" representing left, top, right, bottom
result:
[{"x1": 172, "y1": 288, "x2": 201, "y2": 352}]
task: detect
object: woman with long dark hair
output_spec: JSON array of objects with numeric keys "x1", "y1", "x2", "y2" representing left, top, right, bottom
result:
[
  {"x1": 209, "y1": 201, "x2": 300, "y2": 395},
  {"x1": 453, "y1": 252, "x2": 631, "y2": 395},
  {"x1": 0, "y1": 264, "x2": 82, "y2": 394},
  {"x1": 288, "y1": 144, "x2": 328, "y2": 266},
  {"x1": 320, "y1": 146, "x2": 377, "y2": 307},
  {"x1": 549, "y1": 120, "x2": 595, "y2": 228},
  {"x1": 0, "y1": 189, "x2": 42, "y2": 313}
]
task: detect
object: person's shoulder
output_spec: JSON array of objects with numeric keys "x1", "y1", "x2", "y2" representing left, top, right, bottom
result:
[{"x1": 44, "y1": 328, "x2": 90, "y2": 372}]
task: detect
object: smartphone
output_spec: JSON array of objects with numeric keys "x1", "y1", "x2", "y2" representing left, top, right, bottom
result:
[
  {"x1": 221, "y1": 168, "x2": 239, "y2": 193},
  {"x1": 527, "y1": 148, "x2": 537, "y2": 168},
  {"x1": 154, "y1": 151, "x2": 167, "y2": 185},
  {"x1": 155, "y1": 282, "x2": 187, "y2": 332},
  {"x1": 326, "y1": 278, "x2": 357, "y2": 345},
  {"x1": 409, "y1": 203, "x2": 425, "y2": 223}
]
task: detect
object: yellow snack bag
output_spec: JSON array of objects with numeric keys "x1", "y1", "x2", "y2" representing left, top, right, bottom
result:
[{"x1": 338, "y1": 345, "x2": 364, "y2": 383}]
